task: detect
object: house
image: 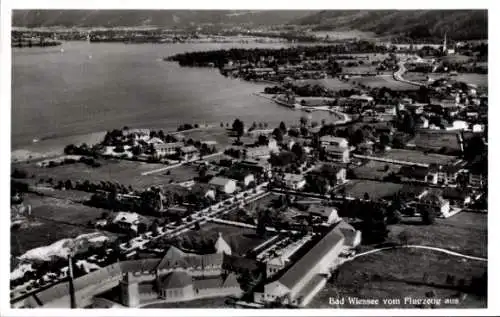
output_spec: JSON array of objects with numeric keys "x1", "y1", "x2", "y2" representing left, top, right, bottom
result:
[
  {"x1": 236, "y1": 159, "x2": 272, "y2": 178},
  {"x1": 112, "y1": 212, "x2": 141, "y2": 232},
  {"x1": 399, "y1": 165, "x2": 436, "y2": 184},
  {"x1": 190, "y1": 183, "x2": 216, "y2": 201},
  {"x1": 209, "y1": 177, "x2": 237, "y2": 194},
  {"x1": 419, "y1": 191, "x2": 451, "y2": 218},
  {"x1": 179, "y1": 146, "x2": 199, "y2": 161},
  {"x1": 468, "y1": 160, "x2": 487, "y2": 188},
  {"x1": 436, "y1": 164, "x2": 461, "y2": 185},
  {"x1": 282, "y1": 173, "x2": 306, "y2": 190},
  {"x1": 332, "y1": 220, "x2": 362, "y2": 248},
  {"x1": 442, "y1": 187, "x2": 472, "y2": 207},
  {"x1": 307, "y1": 205, "x2": 341, "y2": 224},
  {"x1": 310, "y1": 164, "x2": 347, "y2": 185},
  {"x1": 154, "y1": 142, "x2": 183, "y2": 157},
  {"x1": 225, "y1": 169, "x2": 255, "y2": 188},
  {"x1": 374, "y1": 104, "x2": 397, "y2": 116},
  {"x1": 417, "y1": 116, "x2": 429, "y2": 129},
  {"x1": 319, "y1": 136, "x2": 350, "y2": 163}
]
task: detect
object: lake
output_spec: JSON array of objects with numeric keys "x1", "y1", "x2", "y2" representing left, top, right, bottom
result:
[{"x1": 12, "y1": 41, "x2": 336, "y2": 155}]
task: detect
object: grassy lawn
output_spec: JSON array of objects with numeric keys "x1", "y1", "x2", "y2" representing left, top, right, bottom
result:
[
  {"x1": 352, "y1": 161, "x2": 401, "y2": 181},
  {"x1": 341, "y1": 180, "x2": 403, "y2": 200},
  {"x1": 294, "y1": 78, "x2": 355, "y2": 91},
  {"x1": 175, "y1": 127, "x2": 233, "y2": 149},
  {"x1": 350, "y1": 76, "x2": 420, "y2": 91},
  {"x1": 379, "y1": 149, "x2": 457, "y2": 165},
  {"x1": 388, "y1": 212, "x2": 487, "y2": 258},
  {"x1": 182, "y1": 222, "x2": 273, "y2": 256},
  {"x1": 14, "y1": 159, "x2": 198, "y2": 190},
  {"x1": 310, "y1": 248, "x2": 487, "y2": 308},
  {"x1": 453, "y1": 74, "x2": 488, "y2": 89},
  {"x1": 11, "y1": 219, "x2": 96, "y2": 257}
]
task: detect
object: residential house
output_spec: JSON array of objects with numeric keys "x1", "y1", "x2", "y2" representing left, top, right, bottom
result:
[
  {"x1": 179, "y1": 146, "x2": 199, "y2": 161},
  {"x1": 225, "y1": 169, "x2": 255, "y2": 188},
  {"x1": 209, "y1": 177, "x2": 237, "y2": 194},
  {"x1": 307, "y1": 205, "x2": 341, "y2": 225},
  {"x1": 112, "y1": 212, "x2": 141, "y2": 233},
  {"x1": 435, "y1": 164, "x2": 461, "y2": 185},
  {"x1": 154, "y1": 142, "x2": 183, "y2": 157},
  {"x1": 419, "y1": 191, "x2": 451, "y2": 217},
  {"x1": 319, "y1": 136, "x2": 350, "y2": 163},
  {"x1": 442, "y1": 187, "x2": 472, "y2": 207},
  {"x1": 236, "y1": 159, "x2": 272, "y2": 178},
  {"x1": 400, "y1": 165, "x2": 436, "y2": 184},
  {"x1": 282, "y1": 173, "x2": 306, "y2": 190},
  {"x1": 374, "y1": 104, "x2": 397, "y2": 116},
  {"x1": 190, "y1": 183, "x2": 216, "y2": 201}
]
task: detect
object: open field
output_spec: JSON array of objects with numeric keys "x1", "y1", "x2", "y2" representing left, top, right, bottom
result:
[
  {"x1": 378, "y1": 149, "x2": 457, "y2": 165},
  {"x1": 388, "y1": 212, "x2": 487, "y2": 258},
  {"x1": 349, "y1": 76, "x2": 420, "y2": 90},
  {"x1": 310, "y1": 248, "x2": 487, "y2": 308},
  {"x1": 13, "y1": 159, "x2": 199, "y2": 190},
  {"x1": 182, "y1": 222, "x2": 273, "y2": 256},
  {"x1": 11, "y1": 193, "x2": 116, "y2": 256},
  {"x1": 408, "y1": 130, "x2": 463, "y2": 151},
  {"x1": 175, "y1": 127, "x2": 233, "y2": 149},
  {"x1": 293, "y1": 78, "x2": 355, "y2": 91},
  {"x1": 452, "y1": 74, "x2": 488, "y2": 89},
  {"x1": 11, "y1": 219, "x2": 95, "y2": 257},
  {"x1": 352, "y1": 161, "x2": 401, "y2": 181},
  {"x1": 341, "y1": 180, "x2": 403, "y2": 200}
]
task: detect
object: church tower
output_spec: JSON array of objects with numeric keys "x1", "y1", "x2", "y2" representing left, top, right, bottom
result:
[{"x1": 120, "y1": 272, "x2": 140, "y2": 307}]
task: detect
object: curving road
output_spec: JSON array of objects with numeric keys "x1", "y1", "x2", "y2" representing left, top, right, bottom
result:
[
  {"x1": 352, "y1": 245, "x2": 487, "y2": 262},
  {"x1": 393, "y1": 61, "x2": 426, "y2": 87}
]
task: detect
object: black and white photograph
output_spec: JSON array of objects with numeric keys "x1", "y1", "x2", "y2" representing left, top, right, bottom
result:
[{"x1": 3, "y1": 2, "x2": 493, "y2": 314}]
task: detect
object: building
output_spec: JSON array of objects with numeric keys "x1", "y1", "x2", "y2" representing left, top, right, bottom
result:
[
  {"x1": 419, "y1": 191, "x2": 451, "y2": 218},
  {"x1": 179, "y1": 146, "x2": 199, "y2": 161},
  {"x1": 154, "y1": 142, "x2": 183, "y2": 157},
  {"x1": 254, "y1": 220, "x2": 360, "y2": 307},
  {"x1": 282, "y1": 173, "x2": 306, "y2": 190},
  {"x1": 112, "y1": 212, "x2": 141, "y2": 233},
  {"x1": 236, "y1": 159, "x2": 272, "y2": 178},
  {"x1": 442, "y1": 187, "x2": 472, "y2": 207},
  {"x1": 225, "y1": 169, "x2": 255, "y2": 188},
  {"x1": 399, "y1": 165, "x2": 436, "y2": 184},
  {"x1": 307, "y1": 205, "x2": 341, "y2": 225},
  {"x1": 12, "y1": 244, "x2": 243, "y2": 308},
  {"x1": 374, "y1": 104, "x2": 397, "y2": 116},
  {"x1": 190, "y1": 183, "x2": 216, "y2": 201},
  {"x1": 214, "y1": 232, "x2": 232, "y2": 255},
  {"x1": 208, "y1": 177, "x2": 237, "y2": 194},
  {"x1": 435, "y1": 164, "x2": 461, "y2": 185},
  {"x1": 319, "y1": 136, "x2": 350, "y2": 163}
]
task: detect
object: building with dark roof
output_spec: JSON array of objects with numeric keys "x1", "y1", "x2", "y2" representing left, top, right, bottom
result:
[
  {"x1": 254, "y1": 220, "x2": 360, "y2": 307},
  {"x1": 12, "y1": 243, "x2": 241, "y2": 308}
]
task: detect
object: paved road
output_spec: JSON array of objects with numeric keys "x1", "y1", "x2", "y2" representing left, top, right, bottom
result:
[
  {"x1": 353, "y1": 245, "x2": 487, "y2": 262},
  {"x1": 393, "y1": 61, "x2": 426, "y2": 87},
  {"x1": 141, "y1": 151, "x2": 223, "y2": 176}
]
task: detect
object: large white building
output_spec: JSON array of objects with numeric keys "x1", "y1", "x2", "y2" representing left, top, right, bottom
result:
[
  {"x1": 319, "y1": 136, "x2": 350, "y2": 163},
  {"x1": 209, "y1": 177, "x2": 237, "y2": 194}
]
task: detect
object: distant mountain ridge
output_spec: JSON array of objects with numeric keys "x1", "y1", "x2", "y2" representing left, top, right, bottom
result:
[
  {"x1": 12, "y1": 10, "x2": 317, "y2": 28},
  {"x1": 12, "y1": 10, "x2": 487, "y2": 40},
  {"x1": 291, "y1": 10, "x2": 488, "y2": 40}
]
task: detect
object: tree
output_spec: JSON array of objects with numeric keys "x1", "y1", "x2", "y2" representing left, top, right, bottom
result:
[
  {"x1": 279, "y1": 121, "x2": 287, "y2": 134},
  {"x1": 421, "y1": 207, "x2": 436, "y2": 225},
  {"x1": 114, "y1": 145, "x2": 125, "y2": 153},
  {"x1": 232, "y1": 119, "x2": 245, "y2": 141},
  {"x1": 257, "y1": 135, "x2": 269, "y2": 146},
  {"x1": 291, "y1": 143, "x2": 305, "y2": 162},
  {"x1": 363, "y1": 192, "x2": 370, "y2": 201},
  {"x1": 137, "y1": 223, "x2": 148, "y2": 234},
  {"x1": 272, "y1": 128, "x2": 283, "y2": 143},
  {"x1": 379, "y1": 133, "x2": 391, "y2": 149},
  {"x1": 300, "y1": 116, "x2": 308, "y2": 127},
  {"x1": 398, "y1": 230, "x2": 410, "y2": 245}
]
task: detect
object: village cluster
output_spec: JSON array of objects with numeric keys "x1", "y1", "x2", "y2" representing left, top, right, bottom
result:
[{"x1": 11, "y1": 37, "x2": 487, "y2": 309}]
